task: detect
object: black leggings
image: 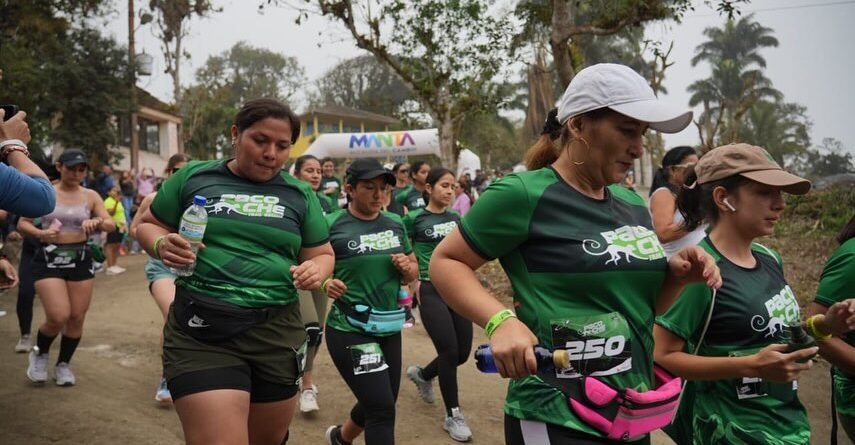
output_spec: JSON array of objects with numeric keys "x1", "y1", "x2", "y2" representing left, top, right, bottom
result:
[
  {"x1": 418, "y1": 281, "x2": 472, "y2": 413},
  {"x1": 16, "y1": 238, "x2": 37, "y2": 336},
  {"x1": 504, "y1": 415, "x2": 651, "y2": 445},
  {"x1": 326, "y1": 326, "x2": 402, "y2": 445}
]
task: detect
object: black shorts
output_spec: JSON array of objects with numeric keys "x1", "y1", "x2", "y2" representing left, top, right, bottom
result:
[
  {"x1": 106, "y1": 230, "x2": 123, "y2": 244},
  {"x1": 163, "y1": 294, "x2": 306, "y2": 403},
  {"x1": 31, "y1": 243, "x2": 95, "y2": 282},
  {"x1": 505, "y1": 415, "x2": 651, "y2": 445}
]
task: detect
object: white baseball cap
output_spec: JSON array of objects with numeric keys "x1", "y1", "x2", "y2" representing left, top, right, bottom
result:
[{"x1": 556, "y1": 63, "x2": 693, "y2": 134}]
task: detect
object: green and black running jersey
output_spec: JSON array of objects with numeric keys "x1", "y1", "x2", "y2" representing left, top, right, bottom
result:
[
  {"x1": 656, "y1": 237, "x2": 810, "y2": 445},
  {"x1": 321, "y1": 175, "x2": 342, "y2": 199},
  {"x1": 402, "y1": 208, "x2": 460, "y2": 281},
  {"x1": 395, "y1": 184, "x2": 426, "y2": 211},
  {"x1": 459, "y1": 167, "x2": 667, "y2": 437},
  {"x1": 325, "y1": 209, "x2": 413, "y2": 337},
  {"x1": 316, "y1": 190, "x2": 336, "y2": 214},
  {"x1": 816, "y1": 237, "x2": 855, "y2": 416},
  {"x1": 387, "y1": 186, "x2": 408, "y2": 216},
  {"x1": 151, "y1": 160, "x2": 329, "y2": 308}
]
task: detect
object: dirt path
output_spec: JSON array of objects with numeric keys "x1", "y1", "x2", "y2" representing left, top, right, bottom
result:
[{"x1": 0, "y1": 254, "x2": 845, "y2": 444}]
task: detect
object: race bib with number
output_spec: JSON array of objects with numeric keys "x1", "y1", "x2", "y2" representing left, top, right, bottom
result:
[
  {"x1": 729, "y1": 348, "x2": 797, "y2": 401},
  {"x1": 349, "y1": 342, "x2": 389, "y2": 375},
  {"x1": 551, "y1": 312, "x2": 633, "y2": 379},
  {"x1": 43, "y1": 244, "x2": 85, "y2": 269}
]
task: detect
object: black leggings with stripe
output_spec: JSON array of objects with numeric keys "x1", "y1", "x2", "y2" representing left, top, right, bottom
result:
[{"x1": 504, "y1": 415, "x2": 651, "y2": 445}]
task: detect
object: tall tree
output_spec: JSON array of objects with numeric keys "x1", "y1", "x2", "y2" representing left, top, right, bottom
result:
[
  {"x1": 181, "y1": 42, "x2": 306, "y2": 159},
  {"x1": 148, "y1": 0, "x2": 218, "y2": 105},
  {"x1": 738, "y1": 100, "x2": 811, "y2": 167},
  {"x1": 311, "y1": 55, "x2": 413, "y2": 117},
  {"x1": 688, "y1": 14, "x2": 781, "y2": 150},
  {"x1": 270, "y1": 0, "x2": 512, "y2": 168}
]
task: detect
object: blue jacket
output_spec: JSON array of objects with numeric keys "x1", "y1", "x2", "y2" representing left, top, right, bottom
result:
[{"x1": 0, "y1": 163, "x2": 56, "y2": 217}]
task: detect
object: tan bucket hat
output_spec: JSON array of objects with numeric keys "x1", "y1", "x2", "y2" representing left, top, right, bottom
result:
[{"x1": 694, "y1": 143, "x2": 811, "y2": 195}]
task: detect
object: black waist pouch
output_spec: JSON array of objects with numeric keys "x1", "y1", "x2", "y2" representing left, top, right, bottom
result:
[{"x1": 173, "y1": 287, "x2": 280, "y2": 342}]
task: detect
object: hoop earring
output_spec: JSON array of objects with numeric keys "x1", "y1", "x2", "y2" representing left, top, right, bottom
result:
[{"x1": 572, "y1": 138, "x2": 590, "y2": 165}]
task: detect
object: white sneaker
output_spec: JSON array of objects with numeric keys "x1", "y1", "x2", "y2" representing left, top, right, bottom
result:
[
  {"x1": 300, "y1": 385, "x2": 319, "y2": 413},
  {"x1": 407, "y1": 365, "x2": 435, "y2": 403},
  {"x1": 54, "y1": 362, "x2": 76, "y2": 386},
  {"x1": 444, "y1": 407, "x2": 473, "y2": 442},
  {"x1": 155, "y1": 378, "x2": 172, "y2": 403},
  {"x1": 15, "y1": 335, "x2": 32, "y2": 353},
  {"x1": 26, "y1": 347, "x2": 48, "y2": 383},
  {"x1": 105, "y1": 266, "x2": 126, "y2": 275}
]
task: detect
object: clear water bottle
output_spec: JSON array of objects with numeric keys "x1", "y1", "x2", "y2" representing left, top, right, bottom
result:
[
  {"x1": 170, "y1": 195, "x2": 208, "y2": 277},
  {"x1": 474, "y1": 344, "x2": 570, "y2": 374}
]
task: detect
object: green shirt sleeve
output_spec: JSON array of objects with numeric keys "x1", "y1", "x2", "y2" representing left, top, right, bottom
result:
[
  {"x1": 301, "y1": 186, "x2": 330, "y2": 248},
  {"x1": 816, "y1": 239, "x2": 855, "y2": 307},
  {"x1": 458, "y1": 175, "x2": 531, "y2": 260},
  {"x1": 395, "y1": 185, "x2": 411, "y2": 206},
  {"x1": 390, "y1": 212, "x2": 413, "y2": 255},
  {"x1": 402, "y1": 210, "x2": 416, "y2": 243},
  {"x1": 655, "y1": 282, "x2": 714, "y2": 345},
  {"x1": 150, "y1": 161, "x2": 200, "y2": 228}
]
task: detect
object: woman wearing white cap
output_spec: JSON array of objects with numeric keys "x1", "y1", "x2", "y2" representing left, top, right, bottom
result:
[
  {"x1": 430, "y1": 63, "x2": 722, "y2": 444},
  {"x1": 654, "y1": 143, "x2": 855, "y2": 445}
]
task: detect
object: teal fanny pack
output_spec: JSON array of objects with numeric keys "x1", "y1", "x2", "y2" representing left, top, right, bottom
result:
[{"x1": 336, "y1": 300, "x2": 405, "y2": 334}]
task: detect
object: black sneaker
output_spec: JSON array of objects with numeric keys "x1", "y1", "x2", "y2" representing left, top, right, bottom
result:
[{"x1": 325, "y1": 425, "x2": 350, "y2": 445}]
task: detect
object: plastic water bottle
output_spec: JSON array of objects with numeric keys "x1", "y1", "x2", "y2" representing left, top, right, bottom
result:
[
  {"x1": 785, "y1": 325, "x2": 817, "y2": 363},
  {"x1": 170, "y1": 195, "x2": 208, "y2": 277},
  {"x1": 474, "y1": 344, "x2": 570, "y2": 374}
]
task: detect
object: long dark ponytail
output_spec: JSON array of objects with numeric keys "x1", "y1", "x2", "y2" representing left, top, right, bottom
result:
[
  {"x1": 677, "y1": 170, "x2": 745, "y2": 231},
  {"x1": 650, "y1": 146, "x2": 697, "y2": 197}
]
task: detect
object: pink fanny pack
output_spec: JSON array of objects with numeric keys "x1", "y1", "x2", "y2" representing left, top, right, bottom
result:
[{"x1": 555, "y1": 366, "x2": 682, "y2": 441}]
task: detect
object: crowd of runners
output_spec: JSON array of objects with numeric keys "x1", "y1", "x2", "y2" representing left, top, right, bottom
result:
[{"x1": 1, "y1": 62, "x2": 854, "y2": 445}]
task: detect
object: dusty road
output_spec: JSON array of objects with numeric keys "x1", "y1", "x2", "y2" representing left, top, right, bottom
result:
[{"x1": 0, "y1": 254, "x2": 845, "y2": 444}]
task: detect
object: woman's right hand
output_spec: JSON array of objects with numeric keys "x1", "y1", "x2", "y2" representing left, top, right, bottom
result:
[
  {"x1": 749, "y1": 343, "x2": 817, "y2": 383},
  {"x1": 488, "y1": 317, "x2": 539, "y2": 379},
  {"x1": 158, "y1": 233, "x2": 203, "y2": 268},
  {"x1": 325, "y1": 279, "x2": 347, "y2": 299},
  {"x1": 38, "y1": 228, "x2": 60, "y2": 243}
]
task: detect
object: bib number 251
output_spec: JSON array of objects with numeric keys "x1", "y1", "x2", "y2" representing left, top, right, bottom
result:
[{"x1": 565, "y1": 335, "x2": 626, "y2": 360}]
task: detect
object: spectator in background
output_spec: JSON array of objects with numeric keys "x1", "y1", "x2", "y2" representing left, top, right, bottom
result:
[
  {"x1": 119, "y1": 170, "x2": 135, "y2": 226},
  {"x1": 452, "y1": 179, "x2": 472, "y2": 216},
  {"x1": 649, "y1": 146, "x2": 705, "y2": 259},
  {"x1": 622, "y1": 169, "x2": 637, "y2": 193},
  {"x1": 135, "y1": 167, "x2": 156, "y2": 200},
  {"x1": 0, "y1": 109, "x2": 55, "y2": 217},
  {"x1": 103, "y1": 186, "x2": 127, "y2": 275},
  {"x1": 94, "y1": 165, "x2": 115, "y2": 198},
  {"x1": 321, "y1": 157, "x2": 342, "y2": 201}
]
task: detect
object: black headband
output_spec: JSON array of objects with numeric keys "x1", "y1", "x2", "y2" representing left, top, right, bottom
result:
[{"x1": 540, "y1": 108, "x2": 561, "y2": 138}]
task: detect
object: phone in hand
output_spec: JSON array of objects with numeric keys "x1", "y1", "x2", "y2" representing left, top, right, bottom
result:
[{"x1": 0, "y1": 104, "x2": 19, "y2": 121}]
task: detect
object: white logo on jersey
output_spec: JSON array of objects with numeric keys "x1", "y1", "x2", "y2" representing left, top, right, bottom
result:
[
  {"x1": 206, "y1": 194, "x2": 285, "y2": 218},
  {"x1": 426, "y1": 221, "x2": 457, "y2": 239},
  {"x1": 187, "y1": 315, "x2": 210, "y2": 328},
  {"x1": 582, "y1": 225, "x2": 665, "y2": 266},
  {"x1": 347, "y1": 230, "x2": 401, "y2": 253},
  {"x1": 751, "y1": 285, "x2": 799, "y2": 338}
]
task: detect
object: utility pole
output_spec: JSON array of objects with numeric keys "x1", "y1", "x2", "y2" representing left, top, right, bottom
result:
[{"x1": 129, "y1": 0, "x2": 140, "y2": 171}]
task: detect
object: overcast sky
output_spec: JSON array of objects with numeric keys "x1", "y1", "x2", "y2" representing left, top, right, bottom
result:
[{"x1": 106, "y1": 0, "x2": 855, "y2": 154}]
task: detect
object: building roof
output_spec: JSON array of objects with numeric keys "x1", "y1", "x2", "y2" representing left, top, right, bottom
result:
[
  {"x1": 136, "y1": 86, "x2": 179, "y2": 116},
  {"x1": 300, "y1": 104, "x2": 399, "y2": 125}
]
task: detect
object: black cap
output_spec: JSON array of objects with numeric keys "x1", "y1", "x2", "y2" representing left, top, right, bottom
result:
[
  {"x1": 58, "y1": 149, "x2": 88, "y2": 167},
  {"x1": 346, "y1": 158, "x2": 395, "y2": 186}
]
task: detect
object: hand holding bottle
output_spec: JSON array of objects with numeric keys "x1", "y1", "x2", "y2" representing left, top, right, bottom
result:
[{"x1": 488, "y1": 317, "x2": 539, "y2": 379}]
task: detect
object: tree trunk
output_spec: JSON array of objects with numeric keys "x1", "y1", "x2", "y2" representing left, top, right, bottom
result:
[
  {"x1": 551, "y1": 0, "x2": 576, "y2": 89},
  {"x1": 438, "y1": 114, "x2": 456, "y2": 170},
  {"x1": 172, "y1": 22, "x2": 183, "y2": 105}
]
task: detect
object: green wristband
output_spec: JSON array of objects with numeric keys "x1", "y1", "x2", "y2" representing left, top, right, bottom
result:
[
  {"x1": 320, "y1": 277, "x2": 332, "y2": 293},
  {"x1": 153, "y1": 235, "x2": 167, "y2": 260},
  {"x1": 485, "y1": 309, "x2": 516, "y2": 339}
]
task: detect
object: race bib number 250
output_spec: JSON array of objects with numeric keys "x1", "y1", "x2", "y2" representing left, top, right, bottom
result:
[{"x1": 551, "y1": 312, "x2": 633, "y2": 379}]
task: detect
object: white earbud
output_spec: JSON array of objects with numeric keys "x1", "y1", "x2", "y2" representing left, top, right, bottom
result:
[{"x1": 723, "y1": 198, "x2": 737, "y2": 212}]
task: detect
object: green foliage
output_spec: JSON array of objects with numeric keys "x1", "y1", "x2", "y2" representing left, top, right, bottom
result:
[
  {"x1": 181, "y1": 42, "x2": 306, "y2": 159},
  {"x1": 790, "y1": 138, "x2": 855, "y2": 180},
  {"x1": 0, "y1": 2, "x2": 129, "y2": 165},
  {"x1": 779, "y1": 185, "x2": 855, "y2": 237},
  {"x1": 310, "y1": 55, "x2": 413, "y2": 117},
  {"x1": 737, "y1": 100, "x2": 811, "y2": 166},
  {"x1": 457, "y1": 111, "x2": 520, "y2": 169}
]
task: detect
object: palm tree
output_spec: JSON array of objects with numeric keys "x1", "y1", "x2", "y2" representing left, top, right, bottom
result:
[
  {"x1": 737, "y1": 100, "x2": 811, "y2": 167},
  {"x1": 688, "y1": 14, "x2": 781, "y2": 150}
]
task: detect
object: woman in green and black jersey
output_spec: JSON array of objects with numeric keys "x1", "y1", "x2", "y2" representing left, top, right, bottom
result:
[
  {"x1": 292, "y1": 154, "x2": 335, "y2": 413},
  {"x1": 654, "y1": 143, "x2": 854, "y2": 445},
  {"x1": 136, "y1": 99, "x2": 335, "y2": 445},
  {"x1": 402, "y1": 168, "x2": 473, "y2": 442},
  {"x1": 394, "y1": 160, "x2": 430, "y2": 213},
  {"x1": 430, "y1": 63, "x2": 721, "y2": 445},
  {"x1": 809, "y1": 215, "x2": 855, "y2": 442},
  {"x1": 323, "y1": 157, "x2": 419, "y2": 445}
]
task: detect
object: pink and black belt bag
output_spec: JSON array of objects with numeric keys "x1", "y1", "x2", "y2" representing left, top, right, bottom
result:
[{"x1": 544, "y1": 365, "x2": 682, "y2": 441}]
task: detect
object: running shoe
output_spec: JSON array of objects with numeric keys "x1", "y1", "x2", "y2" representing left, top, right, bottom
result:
[
  {"x1": 325, "y1": 425, "x2": 350, "y2": 445},
  {"x1": 106, "y1": 265, "x2": 126, "y2": 275},
  {"x1": 155, "y1": 378, "x2": 172, "y2": 403},
  {"x1": 93, "y1": 262, "x2": 104, "y2": 274},
  {"x1": 444, "y1": 407, "x2": 473, "y2": 442},
  {"x1": 407, "y1": 365, "x2": 435, "y2": 403},
  {"x1": 54, "y1": 362, "x2": 76, "y2": 386},
  {"x1": 15, "y1": 334, "x2": 32, "y2": 353},
  {"x1": 26, "y1": 346, "x2": 48, "y2": 383},
  {"x1": 300, "y1": 384, "x2": 319, "y2": 413}
]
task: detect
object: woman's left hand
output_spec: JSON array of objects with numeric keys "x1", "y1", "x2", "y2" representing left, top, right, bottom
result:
[
  {"x1": 823, "y1": 299, "x2": 855, "y2": 336},
  {"x1": 0, "y1": 258, "x2": 19, "y2": 288},
  {"x1": 291, "y1": 260, "x2": 321, "y2": 290},
  {"x1": 391, "y1": 253, "x2": 411, "y2": 276},
  {"x1": 668, "y1": 245, "x2": 722, "y2": 289},
  {"x1": 81, "y1": 218, "x2": 102, "y2": 236}
]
